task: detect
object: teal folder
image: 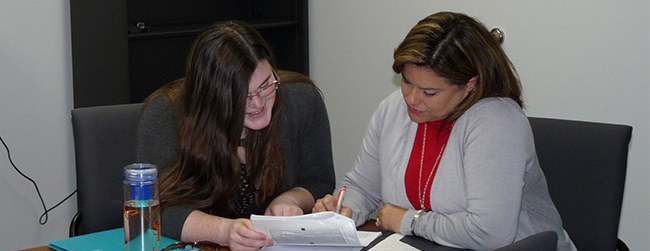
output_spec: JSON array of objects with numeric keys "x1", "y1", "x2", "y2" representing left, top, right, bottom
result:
[{"x1": 48, "y1": 228, "x2": 178, "y2": 251}]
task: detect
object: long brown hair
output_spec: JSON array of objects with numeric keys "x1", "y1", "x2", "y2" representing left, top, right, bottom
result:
[
  {"x1": 150, "y1": 21, "x2": 285, "y2": 217},
  {"x1": 393, "y1": 12, "x2": 523, "y2": 121}
]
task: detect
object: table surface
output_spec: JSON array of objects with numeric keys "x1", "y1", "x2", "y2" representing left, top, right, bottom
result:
[{"x1": 21, "y1": 220, "x2": 382, "y2": 251}]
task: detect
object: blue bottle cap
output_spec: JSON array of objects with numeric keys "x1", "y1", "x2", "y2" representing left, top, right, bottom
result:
[
  {"x1": 124, "y1": 163, "x2": 158, "y2": 184},
  {"x1": 124, "y1": 163, "x2": 158, "y2": 201}
]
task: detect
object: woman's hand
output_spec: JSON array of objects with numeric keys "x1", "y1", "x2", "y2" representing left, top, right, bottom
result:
[
  {"x1": 222, "y1": 218, "x2": 273, "y2": 251},
  {"x1": 264, "y1": 187, "x2": 315, "y2": 216},
  {"x1": 265, "y1": 196, "x2": 304, "y2": 216},
  {"x1": 376, "y1": 203, "x2": 407, "y2": 233},
  {"x1": 312, "y1": 194, "x2": 353, "y2": 218},
  {"x1": 182, "y1": 210, "x2": 272, "y2": 250}
]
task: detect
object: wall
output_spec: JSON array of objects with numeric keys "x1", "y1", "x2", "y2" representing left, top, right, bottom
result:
[
  {"x1": 309, "y1": 0, "x2": 649, "y2": 250},
  {"x1": 0, "y1": 1, "x2": 76, "y2": 250},
  {"x1": 0, "y1": 0, "x2": 647, "y2": 249}
]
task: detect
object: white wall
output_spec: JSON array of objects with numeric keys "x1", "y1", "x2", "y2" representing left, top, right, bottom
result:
[
  {"x1": 0, "y1": 0, "x2": 647, "y2": 250},
  {"x1": 309, "y1": 0, "x2": 649, "y2": 250},
  {"x1": 0, "y1": 1, "x2": 75, "y2": 250}
]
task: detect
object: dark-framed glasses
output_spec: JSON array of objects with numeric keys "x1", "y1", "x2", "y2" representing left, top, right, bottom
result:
[
  {"x1": 161, "y1": 241, "x2": 220, "y2": 251},
  {"x1": 247, "y1": 68, "x2": 281, "y2": 103}
]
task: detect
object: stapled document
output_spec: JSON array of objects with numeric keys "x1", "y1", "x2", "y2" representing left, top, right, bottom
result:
[{"x1": 251, "y1": 211, "x2": 380, "y2": 250}]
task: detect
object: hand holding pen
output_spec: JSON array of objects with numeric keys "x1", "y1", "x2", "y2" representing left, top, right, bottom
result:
[{"x1": 312, "y1": 186, "x2": 352, "y2": 218}]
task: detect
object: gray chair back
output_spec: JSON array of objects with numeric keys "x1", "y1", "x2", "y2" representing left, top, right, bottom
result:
[
  {"x1": 71, "y1": 103, "x2": 143, "y2": 236},
  {"x1": 528, "y1": 117, "x2": 631, "y2": 251}
]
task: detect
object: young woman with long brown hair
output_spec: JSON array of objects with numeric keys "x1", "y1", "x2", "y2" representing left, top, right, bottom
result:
[{"x1": 137, "y1": 21, "x2": 334, "y2": 250}]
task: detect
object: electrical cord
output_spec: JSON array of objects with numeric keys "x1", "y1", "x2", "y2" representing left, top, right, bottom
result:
[{"x1": 0, "y1": 135, "x2": 77, "y2": 225}]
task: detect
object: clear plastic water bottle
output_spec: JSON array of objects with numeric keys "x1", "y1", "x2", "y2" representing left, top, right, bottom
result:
[{"x1": 123, "y1": 163, "x2": 161, "y2": 251}]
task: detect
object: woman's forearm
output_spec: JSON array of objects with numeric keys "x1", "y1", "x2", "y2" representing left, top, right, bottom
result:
[
  {"x1": 181, "y1": 210, "x2": 231, "y2": 245},
  {"x1": 272, "y1": 187, "x2": 315, "y2": 213}
]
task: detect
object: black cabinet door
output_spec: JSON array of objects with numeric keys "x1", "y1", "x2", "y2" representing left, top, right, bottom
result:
[{"x1": 71, "y1": 0, "x2": 308, "y2": 108}]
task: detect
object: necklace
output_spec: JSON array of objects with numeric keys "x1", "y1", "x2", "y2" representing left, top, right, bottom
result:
[{"x1": 417, "y1": 123, "x2": 446, "y2": 210}]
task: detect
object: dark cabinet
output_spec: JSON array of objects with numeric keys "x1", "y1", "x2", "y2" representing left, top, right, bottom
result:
[{"x1": 70, "y1": 0, "x2": 308, "y2": 108}]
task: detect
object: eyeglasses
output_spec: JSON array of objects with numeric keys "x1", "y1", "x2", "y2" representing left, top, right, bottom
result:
[
  {"x1": 161, "y1": 241, "x2": 220, "y2": 251},
  {"x1": 247, "y1": 68, "x2": 280, "y2": 104}
]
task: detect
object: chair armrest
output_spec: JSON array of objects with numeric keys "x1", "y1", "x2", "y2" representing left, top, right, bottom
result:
[
  {"x1": 69, "y1": 211, "x2": 81, "y2": 237},
  {"x1": 617, "y1": 238, "x2": 629, "y2": 251}
]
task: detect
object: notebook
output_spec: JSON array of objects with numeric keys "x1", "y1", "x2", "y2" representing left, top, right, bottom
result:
[{"x1": 48, "y1": 228, "x2": 178, "y2": 251}]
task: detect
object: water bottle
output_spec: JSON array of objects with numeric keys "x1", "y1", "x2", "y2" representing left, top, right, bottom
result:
[{"x1": 123, "y1": 163, "x2": 161, "y2": 251}]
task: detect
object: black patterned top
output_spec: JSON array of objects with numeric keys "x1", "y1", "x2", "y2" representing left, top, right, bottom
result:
[{"x1": 234, "y1": 164, "x2": 258, "y2": 217}]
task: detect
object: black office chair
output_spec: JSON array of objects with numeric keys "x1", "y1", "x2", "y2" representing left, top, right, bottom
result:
[
  {"x1": 70, "y1": 103, "x2": 143, "y2": 236},
  {"x1": 528, "y1": 117, "x2": 632, "y2": 251},
  {"x1": 494, "y1": 231, "x2": 558, "y2": 251}
]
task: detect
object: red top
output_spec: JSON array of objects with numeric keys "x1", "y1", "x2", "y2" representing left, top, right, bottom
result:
[{"x1": 404, "y1": 119, "x2": 454, "y2": 210}]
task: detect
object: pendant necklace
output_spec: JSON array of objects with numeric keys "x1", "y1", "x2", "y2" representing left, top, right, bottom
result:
[{"x1": 418, "y1": 123, "x2": 446, "y2": 210}]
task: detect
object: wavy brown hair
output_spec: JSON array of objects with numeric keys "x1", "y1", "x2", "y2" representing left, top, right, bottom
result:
[
  {"x1": 393, "y1": 12, "x2": 523, "y2": 122},
  {"x1": 149, "y1": 21, "x2": 285, "y2": 217}
]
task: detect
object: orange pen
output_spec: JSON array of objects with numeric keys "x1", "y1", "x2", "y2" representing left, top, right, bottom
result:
[{"x1": 335, "y1": 186, "x2": 347, "y2": 214}]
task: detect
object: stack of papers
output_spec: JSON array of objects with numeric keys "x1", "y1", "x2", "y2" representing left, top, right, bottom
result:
[{"x1": 251, "y1": 212, "x2": 381, "y2": 251}]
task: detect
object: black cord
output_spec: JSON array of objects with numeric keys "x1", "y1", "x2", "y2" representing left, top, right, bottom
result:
[{"x1": 0, "y1": 135, "x2": 77, "y2": 225}]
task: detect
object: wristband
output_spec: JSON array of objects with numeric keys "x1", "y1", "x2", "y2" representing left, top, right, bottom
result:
[{"x1": 409, "y1": 209, "x2": 428, "y2": 233}]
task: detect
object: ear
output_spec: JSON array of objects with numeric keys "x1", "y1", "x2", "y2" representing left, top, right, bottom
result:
[{"x1": 463, "y1": 76, "x2": 478, "y2": 96}]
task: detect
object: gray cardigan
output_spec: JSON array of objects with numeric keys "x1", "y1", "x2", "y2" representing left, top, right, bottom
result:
[
  {"x1": 338, "y1": 90, "x2": 576, "y2": 251},
  {"x1": 136, "y1": 82, "x2": 336, "y2": 240}
]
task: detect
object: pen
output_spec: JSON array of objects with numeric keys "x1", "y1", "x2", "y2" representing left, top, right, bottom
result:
[{"x1": 335, "y1": 186, "x2": 347, "y2": 214}]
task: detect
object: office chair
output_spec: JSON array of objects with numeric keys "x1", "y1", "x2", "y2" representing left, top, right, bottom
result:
[
  {"x1": 494, "y1": 231, "x2": 558, "y2": 251},
  {"x1": 70, "y1": 103, "x2": 143, "y2": 236},
  {"x1": 528, "y1": 117, "x2": 632, "y2": 251}
]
